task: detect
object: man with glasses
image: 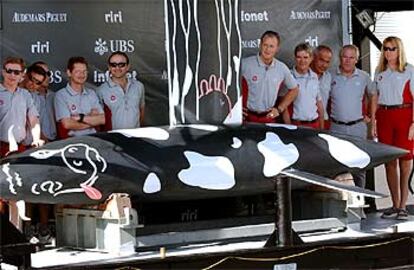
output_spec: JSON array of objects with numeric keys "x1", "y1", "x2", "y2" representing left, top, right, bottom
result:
[
  {"x1": 0, "y1": 56, "x2": 44, "y2": 227},
  {"x1": 97, "y1": 51, "x2": 145, "y2": 130},
  {"x1": 33, "y1": 61, "x2": 57, "y2": 142},
  {"x1": 20, "y1": 64, "x2": 49, "y2": 144},
  {"x1": 54, "y1": 56, "x2": 105, "y2": 138}
]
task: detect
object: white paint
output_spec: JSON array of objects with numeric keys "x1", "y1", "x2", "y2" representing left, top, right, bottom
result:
[
  {"x1": 7, "y1": 125, "x2": 18, "y2": 153},
  {"x1": 233, "y1": 0, "x2": 241, "y2": 99},
  {"x1": 178, "y1": 151, "x2": 235, "y2": 190},
  {"x1": 1, "y1": 163, "x2": 18, "y2": 194},
  {"x1": 193, "y1": 0, "x2": 201, "y2": 120},
  {"x1": 178, "y1": 0, "x2": 194, "y2": 123},
  {"x1": 143, "y1": 172, "x2": 162, "y2": 194},
  {"x1": 168, "y1": 0, "x2": 179, "y2": 126},
  {"x1": 223, "y1": 97, "x2": 242, "y2": 125},
  {"x1": 165, "y1": 0, "x2": 241, "y2": 126},
  {"x1": 318, "y1": 134, "x2": 371, "y2": 168},
  {"x1": 29, "y1": 143, "x2": 107, "y2": 198},
  {"x1": 111, "y1": 127, "x2": 170, "y2": 140},
  {"x1": 174, "y1": 124, "x2": 219, "y2": 132},
  {"x1": 214, "y1": 0, "x2": 222, "y2": 79},
  {"x1": 220, "y1": 0, "x2": 233, "y2": 92},
  {"x1": 265, "y1": 123, "x2": 298, "y2": 130},
  {"x1": 257, "y1": 132, "x2": 299, "y2": 177},
  {"x1": 16, "y1": 200, "x2": 31, "y2": 221},
  {"x1": 231, "y1": 137, "x2": 242, "y2": 148}
]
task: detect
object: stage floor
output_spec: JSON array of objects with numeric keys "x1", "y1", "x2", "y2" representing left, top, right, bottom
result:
[{"x1": 10, "y1": 209, "x2": 409, "y2": 269}]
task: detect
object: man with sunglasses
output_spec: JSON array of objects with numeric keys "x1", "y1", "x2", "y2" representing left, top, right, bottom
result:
[
  {"x1": 55, "y1": 56, "x2": 105, "y2": 138},
  {"x1": 0, "y1": 56, "x2": 44, "y2": 227},
  {"x1": 20, "y1": 64, "x2": 49, "y2": 144},
  {"x1": 32, "y1": 61, "x2": 57, "y2": 142},
  {"x1": 97, "y1": 51, "x2": 145, "y2": 130}
]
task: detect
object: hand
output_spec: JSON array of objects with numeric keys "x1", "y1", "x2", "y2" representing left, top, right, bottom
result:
[
  {"x1": 266, "y1": 108, "x2": 279, "y2": 119},
  {"x1": 31, "y1": 139, "x2": 45, "y2": 148},
  {"x1": 370, "y1": 119, "x2": 377, "y2": 139},
  {"x1": 408, "y1": 123, "x2": 414, "y2": 140},
  {"x1": 363, "y1": 115, "x2": 371, "y2": 123},
  {"x1": 72, "y1": 114, "x2": 81, "y2": 121},
  {"x1": 242, "y1": 107, "x2": 248, "y2": 120}
]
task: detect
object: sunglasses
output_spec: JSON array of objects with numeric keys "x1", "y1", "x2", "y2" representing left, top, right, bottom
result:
[
  {"x1": 28, "y1": 73, "x2": 44, "y2": 86},
  {"x1": 383, "y1": 46, "x2": 397, "y2": 52},
  {"x1": 4, "y1": 68, "x2": 23, "y2": 75},
  {"x1": 109, "y1": 62, "x2": 127, "y2": 68}
]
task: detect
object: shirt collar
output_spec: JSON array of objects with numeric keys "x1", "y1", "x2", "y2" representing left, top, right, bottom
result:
[
  {"x1": 292, "y1": 67, "x2": 312, "y2": 78},
  {"x1": 336, "y1": 67, "x2": 359, "y2": 77},
  {"x1": 256, "y1": 54, "x2": 276, "y2": 68},
  {"x1": 66, "y1": 83, "x2": 86, "y2": 96},
  {"x1": 107, "y1": 77, "x2": 131, "y2": 88}
]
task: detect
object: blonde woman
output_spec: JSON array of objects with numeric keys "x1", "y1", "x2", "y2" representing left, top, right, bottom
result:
[{"x1": 373, "y1": 36, "x2": 414, "y2": 220}]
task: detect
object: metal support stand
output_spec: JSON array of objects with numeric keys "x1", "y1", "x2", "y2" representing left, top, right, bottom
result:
[
  {"x1": 275, "y1": 176, "x2": 292, "y2": 247},
  {"x1": 265, "y1": 176, "x2": 297, "y2": 247}
]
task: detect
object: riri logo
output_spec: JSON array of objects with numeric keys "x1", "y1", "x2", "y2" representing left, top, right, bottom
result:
[
  {"x1": 105, "y1": 11, "x2": 122, "y2": 23},
  {"x1": 94, "y1": 38, "x2": 134, "y2": 55},
  {"x1": 31, "y1": 41, "x2": 50, "y2": 54}
]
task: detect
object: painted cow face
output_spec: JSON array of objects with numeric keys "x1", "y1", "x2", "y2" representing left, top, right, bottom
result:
[{"x1": 29, "y1": 143, "x2": 107, "y2": 200}]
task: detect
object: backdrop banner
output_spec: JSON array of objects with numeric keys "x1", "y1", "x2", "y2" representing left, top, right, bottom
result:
[{"x1": 0, "y1": 0, "x2": 343, "y2": 126}]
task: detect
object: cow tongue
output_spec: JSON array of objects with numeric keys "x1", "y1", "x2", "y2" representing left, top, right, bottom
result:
[{"x1": 81, "y1": 184, "x2": 102, "y2": 200}]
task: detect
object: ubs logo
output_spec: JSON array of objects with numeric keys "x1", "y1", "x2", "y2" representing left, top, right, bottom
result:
[
  {"x1": 104, "y1": 11, "x2": 122, "y2": 23},
  {"x1": 94, "y1": 38, "x2": 134, "y2": 56}
]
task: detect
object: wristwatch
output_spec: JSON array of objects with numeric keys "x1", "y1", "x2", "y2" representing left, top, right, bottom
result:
[{"x1": 78, "y1": 113, "x2": 85, "y2": 123}]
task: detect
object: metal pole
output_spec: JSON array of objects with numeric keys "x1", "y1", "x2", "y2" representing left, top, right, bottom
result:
[{"x1": 275, "y1": 176, "x2": 293, "y2": 247}]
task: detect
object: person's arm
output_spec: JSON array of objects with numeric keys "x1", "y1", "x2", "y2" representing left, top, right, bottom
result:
[
  {"x1": 28, "y1": 116, "x2": 44, "y2": 147},
  {"x1": 61, "y1": 116, "x2": 92, "y2": 130},
  {"x1": 316, "y1": 99, "x2": 325, "y2": 129},
  {"x1": 409, "y1": 100, "x2": 414, "y2": 140},
  {"x1": 282, "y1": 109, "x2": 291, "y2": 124},
  {"x1": 82, "y1": 112, "x2": 105, "y2": 127},
  {"x1": 139, "y1": 105, "x2": 145, "y2": 126},
  {"x1": 265, "y1": 87, "x2": 299, "y2": 119}
]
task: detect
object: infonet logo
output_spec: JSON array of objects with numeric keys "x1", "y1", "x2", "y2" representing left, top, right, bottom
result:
[
  {"x1": 289, "y1": 10, "x2": 331, "y2": 20},
  {"x1": 12, "y1": 12, "x2": 67, "y2": 23}
]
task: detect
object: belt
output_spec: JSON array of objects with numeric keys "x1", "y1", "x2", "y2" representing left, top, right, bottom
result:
[
  {"x1": 379, "y1": 104, "x2": 412, "y2": 110},
  {"x1": 331, "y1": 118, "x2": 364, "y2": 126},
  {"x1": 247, "y1": 110, "x2": 270, "y2": 117},
  {"x1": 292, "y1": 118, "x2": 318, "y2": 124}
]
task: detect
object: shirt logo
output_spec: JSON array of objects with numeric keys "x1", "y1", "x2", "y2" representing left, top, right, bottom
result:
[
  {"x1": 252, "y1": 75, "x2": 258, "y2": 82},
  {"x1": 378, "y1": 75, "x2": 382, "y2": 81},
  {"x1": 71, "y1": 104, "x2": 77, "y2": 111},
  {"x1": 110, "y1": 95, "x2": 117, "y2": 102},
  {"x1": 0, "y1": 99, "x2": 3, "y2": 106},
  {"x1": 331, "y1": 80, "x2": 336, "y2": 86}
]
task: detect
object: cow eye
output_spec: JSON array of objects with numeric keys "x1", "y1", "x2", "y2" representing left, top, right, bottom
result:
[
  {"x1": 72, "y1": 160, "x2": 83, "y2": 167},
  {"x1": 68, "y1": 147, "x2": 78, "y2": 153}
]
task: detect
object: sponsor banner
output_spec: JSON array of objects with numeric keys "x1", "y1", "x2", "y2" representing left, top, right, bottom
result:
[
  {"x1": 240, "y1": 0, "x2": 343, "y2": 68},
  {"x1": 0, "y1": 0, "x2": 343, "y2": 126}
]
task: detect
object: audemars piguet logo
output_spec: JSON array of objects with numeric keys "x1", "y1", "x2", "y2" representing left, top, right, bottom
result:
[
  {"x1": 289, "y1": 10, "x2": 331, "y2": 20},
  {"x1": 12, "y1": 12, "x2": 67, "y2": 23}
]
